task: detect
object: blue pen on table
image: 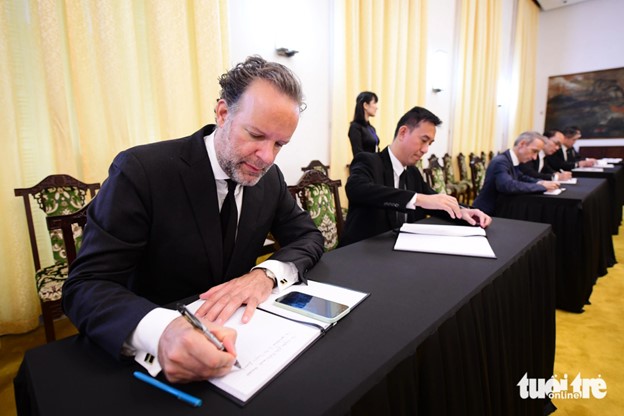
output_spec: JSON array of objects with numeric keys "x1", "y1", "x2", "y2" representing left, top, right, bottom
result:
[
  {"x1": 133, "y1": 371, "x2": 202, "y2": 407},
  {"x1": 176, "y1": 303, "x2": 242, "y2": 369}
]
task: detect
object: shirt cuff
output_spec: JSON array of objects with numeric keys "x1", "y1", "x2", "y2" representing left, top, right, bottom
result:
[
  {"x1": 126, "y1": 307, "x2": 180, "y2": 376},
  {"x1": 407, "y1": 193, "x2": 418, "y2": 210},
  {"x1": 253, "y1": 259, "x2": 298, "y2": 292}
]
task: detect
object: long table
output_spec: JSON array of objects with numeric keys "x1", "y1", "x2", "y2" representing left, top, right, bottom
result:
[
  {"x1": 496, "y1": 177, "x2": 615, "y2": 312},
  {"x1": 572, "y1": 165, "x2": 624, "y2": 234},
  {"x1": 15, "y1": 217, "x2": 556, "y2": 416}
]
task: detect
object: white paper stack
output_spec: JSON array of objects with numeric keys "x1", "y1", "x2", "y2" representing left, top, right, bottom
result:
[{"x1": 394, "y1": 223, "x2": 496, "y2": 258}]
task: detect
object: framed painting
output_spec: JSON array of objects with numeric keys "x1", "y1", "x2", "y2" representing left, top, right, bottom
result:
[{"x1": 544, "y1": 67, "x2": 624, "y2": 139}]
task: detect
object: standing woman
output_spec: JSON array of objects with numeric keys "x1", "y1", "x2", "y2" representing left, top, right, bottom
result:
[{"x1": 348, "y1": 91, "x2": 380, "y2": 156}]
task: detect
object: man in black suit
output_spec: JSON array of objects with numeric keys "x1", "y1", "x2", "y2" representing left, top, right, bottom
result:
[
  {"x1": 545, "y1": 126, "x2": 596, "y2": 171},
  {"x1": 340, "y1": 106, "x2": 491, "y2": 246},
  {"x1": 62, "y1": 56, "x2": 324, "y2": 382},
  {"x1": 519, "y1": 129, "x2": 572, "y2": 181}
]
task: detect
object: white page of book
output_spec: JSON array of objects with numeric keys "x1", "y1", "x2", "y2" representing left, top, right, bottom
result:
[
  {"x1": 594, "y1": 160, "x2": 614, "y2": 168},
  {"x1": 544, "y1": 188, "x2": 565, "y2": 195},
  {"x1": 399, "y1": 223, "x2": 486, "y2": 237},
  {"x1": 554, "y1": 178, "x2": 577, "y2": 184},
  {"x1": 394, "y1": 232, "x2": 496, "y2": 258},
  {"x1": 187, "y1": 302, "x2": 321, "y2": 403}
]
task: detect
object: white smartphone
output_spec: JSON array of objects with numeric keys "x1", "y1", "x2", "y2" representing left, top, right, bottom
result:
[{"x1": 274, "y1": 291, "x2": 349, "y2": 323}]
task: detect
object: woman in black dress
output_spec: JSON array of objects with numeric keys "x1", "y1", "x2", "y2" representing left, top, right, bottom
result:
[{"x1": 348, "y1": 91, "x2": 380, "y2": 156}]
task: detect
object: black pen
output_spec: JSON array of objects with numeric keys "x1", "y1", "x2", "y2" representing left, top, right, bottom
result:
[{"x1": 176, "y1": 303, "x2": 241, "y2": 369}]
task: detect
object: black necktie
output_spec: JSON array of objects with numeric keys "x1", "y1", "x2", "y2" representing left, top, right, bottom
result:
[
  {"x1": 221, "y1": 179, "x2": 238, "y2": 274},
  {"x1": 567, "y1": 148, "x2": 576, "y2": 162},
  {"x1": 399, "y1": 169, "x2": 407, "y2": 190},
  {"x1": 397, "y1": 170, "x2": 408, "y2": 226}
]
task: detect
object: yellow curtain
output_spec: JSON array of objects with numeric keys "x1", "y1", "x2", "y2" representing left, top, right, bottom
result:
[
  {"x1": 331, "y1": 0, "x2": 428, "y2": 204},
  {"x1": 451, "y1": 0, "x2": 502, "y2": 156},
  {"x1": 0, "y1": 0, "x2": 229, "y2": 335},
  {"x1": 508, "y1": 0, "x2": 540, "y2": 143}
]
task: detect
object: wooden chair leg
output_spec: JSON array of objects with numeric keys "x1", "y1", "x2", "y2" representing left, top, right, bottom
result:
[{"x1": 40, "y1": 300, "x2": 58, "y2": 343}]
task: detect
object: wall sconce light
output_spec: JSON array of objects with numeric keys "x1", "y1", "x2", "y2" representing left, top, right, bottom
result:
[{"x1": 276, "y1": 47, "x2": 299, "y2": 58}]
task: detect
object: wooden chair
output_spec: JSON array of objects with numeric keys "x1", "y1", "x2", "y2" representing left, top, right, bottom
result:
[
  {"x1": 301, "y1": 160, "x2": 330, "y2": 176},
  {"x1": 456, "y1": 153, "x2": 474, "y2": 204},
  {"x1": 442, "y1": 153, "x2": 470, "y2": 204},
  {"x1": 14, "y1": 174, "x2": 99, "y2": 342},
  {"x1": 288, "y1": 169, "x2": 344, "y2": 251},
  {"x1": 424, "y1": 154, "x2": 454, "y2": 197},
  {"x1": 41, "y1": 204, "x2": 90, "y2": 335},
  {"x1": 469, "y1": 156, "x2": 487, "y2": 202}
]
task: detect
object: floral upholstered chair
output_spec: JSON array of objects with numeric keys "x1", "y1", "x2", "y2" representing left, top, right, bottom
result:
[
  {"x1": 424, "y1": 154, "x2": 455, "y2": 196},
  {"x1": 14, "y1": 174, "x2": 99, "y2": 342},
  {"x1": 442, "y1": 153, "x2": 471, "y2": 204},
  {"x1": 415, "y1": 159, "x2": 424, "y2": 176},
  {"x1": 288, "y1": 169, "x2": 344, "y2": 251},
  {"x1": 469, "y1": 155, "x2": 487, "y2": 202}
]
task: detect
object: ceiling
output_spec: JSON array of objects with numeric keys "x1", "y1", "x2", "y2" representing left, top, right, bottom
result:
[{"x1": 534, "y1": 0, "x2": 593, "y2": 11}]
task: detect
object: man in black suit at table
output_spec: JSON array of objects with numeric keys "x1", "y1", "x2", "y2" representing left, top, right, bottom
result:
[
  {"x1": 519, "y1": 129, "x2": 572, "y2": 181},
  {"x1": 62, "y1": 56, "x2": 324, "y2": 383},
  {"x1": 340, "y1": 106, "x2": 491, "y2": 246},
  {"x1": 546, "y1": 126, "x2": 596, "y2": 171}
]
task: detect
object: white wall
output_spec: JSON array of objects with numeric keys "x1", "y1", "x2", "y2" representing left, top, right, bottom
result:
[
  {"x1": 423, "y1": 0, "x2": 457, "y2": 157},
  {"x1": 535, "y1": 0, "x2": 624, "y2": 149},
  {"x1": 228, "y1": 0, "x2": 331, "y2": 184}
]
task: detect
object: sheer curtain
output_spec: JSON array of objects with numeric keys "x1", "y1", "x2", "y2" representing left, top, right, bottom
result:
[
  {"x1": 509, "y1": 0, "x2": 540, "y2": 142},
  {"x1": 451, "y1": 0, "x2": 502, "y2": 156},
  {"x1": 330, "y1": 0, "x2": 428, "y2": 202},
  {"x1": 0, "y1": 0, "x2": 229, "y2": 335}
]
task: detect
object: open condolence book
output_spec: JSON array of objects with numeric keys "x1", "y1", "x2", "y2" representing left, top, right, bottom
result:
[
  {"x1": 186, "y1": 280, "x2": 369, "y2": 405},
  {"x1": 394, "y1": 223, "x2": 496, "y2": 258}
]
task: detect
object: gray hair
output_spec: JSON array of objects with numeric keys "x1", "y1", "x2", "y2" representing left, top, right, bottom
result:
[
  {"x1": 218, "y1": 55, "x2": 305, "y2": 113},
  {"x1": 513, "y1": 131, "x2": 546, "y2": 146}
]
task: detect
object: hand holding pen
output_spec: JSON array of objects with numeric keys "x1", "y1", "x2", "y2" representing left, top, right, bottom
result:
[
  {"x1": 156, "y1": 305, "x2": 239, "y2": 383},
  {"x1": 177, "y1": 303, "x2": 241, "y2": 369}
]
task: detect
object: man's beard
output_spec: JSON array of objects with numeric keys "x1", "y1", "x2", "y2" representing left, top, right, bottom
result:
[
  {"x1": 216, "y1": 122, "x2": 271, "y2": 186},
  {"x1": 218, "y1": 156, "x2": 270, "y2": 187}
]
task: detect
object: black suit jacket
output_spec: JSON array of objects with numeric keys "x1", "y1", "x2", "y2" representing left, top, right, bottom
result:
[
  {"x1": 545, "y1": 147, "x2": 576, "y2": 171},
  {"x1": 340, "y1": 147, "x2": 439, "y2": 246},
  {"x1": 348, "y1": 121, "x2": 379, "y2": 156},
  {"x1": 519, "y1": 156, "x2": 555, "y2": 180},
  {"x1": 62, "y1": 125, "x2": 324, "y2": 357}
]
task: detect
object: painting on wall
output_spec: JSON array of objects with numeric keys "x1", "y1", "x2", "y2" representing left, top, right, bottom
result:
[{"x1": 544, "y1": 67, "x2": 624, "y2": 138}]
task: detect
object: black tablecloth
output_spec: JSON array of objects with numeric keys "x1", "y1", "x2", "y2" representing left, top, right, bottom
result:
[
  {"x1": 496, "y1": 177, "x2": 615, "y2": 312},
  {"x1": 572, "y1": 165, "x2": 624, "y2": 234},
  {"x1": 15, "y1": 218, "x2": 556, "y2": 416}
]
